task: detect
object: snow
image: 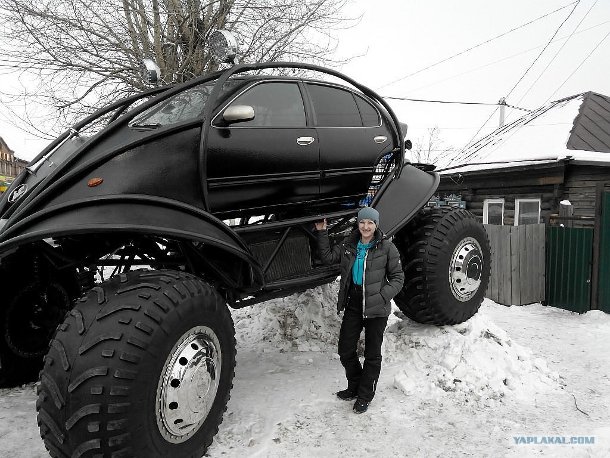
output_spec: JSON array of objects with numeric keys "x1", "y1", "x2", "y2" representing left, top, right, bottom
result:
[
  {"x1": 439, "y1": 94, "x2": 610, "y2": 173},
  {"x1": 1, "y1": 283, "x2": 609, "y2": 457}
]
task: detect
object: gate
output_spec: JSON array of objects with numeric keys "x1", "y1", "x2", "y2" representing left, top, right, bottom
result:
[
  {"x1": 546, "y1": 227, "x2": 593, "y2": 313},
  {"x1": 546, "y1": 191, "x2": 610, "y2": 313},
  {"x1": 598, "y1": 192, "x2": 610, "y2": 312}
]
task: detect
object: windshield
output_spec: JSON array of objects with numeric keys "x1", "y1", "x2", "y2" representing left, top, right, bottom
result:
[{"x1": 130, "y1": 80, "x2": 242, "y2": 128}]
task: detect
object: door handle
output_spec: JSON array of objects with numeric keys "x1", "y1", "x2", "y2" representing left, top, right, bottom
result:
[
  {"x1": 296, "y1": 136, "x2": 315, "y2": 146},
  {"x1": 374, "y1": 136, "x2": 387, "y2": 144}
]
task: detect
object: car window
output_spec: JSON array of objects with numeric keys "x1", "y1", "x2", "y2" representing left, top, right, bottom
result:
[
  {"x1": 130, "y1": 80, "x2": 241, "y2": 128},
  {"x1": 355, "y1": 95, "x2": 381, "y2": 127},
  {"x1": 228, "y1": 82, "x2": 306, "y2": 127},
  {"x1": 306, "y1": 84, "x2": 362, "y2": 127}
]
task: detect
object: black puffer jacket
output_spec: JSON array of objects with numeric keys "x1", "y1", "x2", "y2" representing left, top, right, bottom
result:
[{"x1": 316, "y1": 228, "x2": 405, "y2": 318}]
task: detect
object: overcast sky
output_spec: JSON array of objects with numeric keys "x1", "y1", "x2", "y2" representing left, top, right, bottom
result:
[
  {"x1": 1, "y1": 0, "x2": 609, "y2": 162},
  {"x1": 338, "y1": 0, "x2": 610, "y2": 163}
]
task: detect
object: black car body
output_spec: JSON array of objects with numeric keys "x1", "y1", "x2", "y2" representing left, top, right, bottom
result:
[{"x1": 0, "y1": 61, "x2": 489, "y2": 458}]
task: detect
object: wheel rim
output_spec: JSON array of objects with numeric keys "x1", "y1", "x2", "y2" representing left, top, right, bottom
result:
[
  {"x1": 449, "y1": 237, "x2": 483, "y2": 302},
  {"x1": 156, "y1": 326, "x2": 222, "y2": 444}
]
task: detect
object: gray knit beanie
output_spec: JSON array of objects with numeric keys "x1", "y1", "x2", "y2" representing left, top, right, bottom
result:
[{"x1": 357, "y1": 207, "x2": 379, "y2": 225}]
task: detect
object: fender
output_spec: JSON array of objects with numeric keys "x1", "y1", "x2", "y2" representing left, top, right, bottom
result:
[
  {"x1": 372, "y1": 164, "x2": 440, "y2": 237},
  {"x1": 0, "y1": 195, "x2": 264, "y2": 287}
]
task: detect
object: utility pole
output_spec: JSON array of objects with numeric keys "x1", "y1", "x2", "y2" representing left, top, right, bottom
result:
[{"x1": 498, "y1": 97, "x2": 507, "y2": 127}]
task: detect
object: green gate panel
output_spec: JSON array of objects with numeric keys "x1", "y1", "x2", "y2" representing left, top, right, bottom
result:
[
  {"x1": 598, "y1": 192, "x2": 610, "y2": 312},
  {"x1": 546, "y1": 226, "x2": 593, "y2": 313}
]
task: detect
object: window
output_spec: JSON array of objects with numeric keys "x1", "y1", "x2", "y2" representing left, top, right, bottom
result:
[
  {"x1": 227, "y1": 82, "x2": 306, "y2": 127},
  {"x1": 355, "y1": 95, "x2": 381, "y2": 127},
  {"x1": 307, "y1": 84, "x2": 362, "y2": 127},
  {"x1": 515, "y1": 199, "x2": 541, "y2": 225},
  {"x1": 130, "y1": 80, "x2": 241, "y2": 128},
  {"x1": 483, "y1": 199, "x2": 504, "y2": 225}
]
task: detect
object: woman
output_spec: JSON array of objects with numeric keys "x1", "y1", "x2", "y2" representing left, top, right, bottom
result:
[{"x1": 315, "y1": 207, "x2": 404, "y2": 413}]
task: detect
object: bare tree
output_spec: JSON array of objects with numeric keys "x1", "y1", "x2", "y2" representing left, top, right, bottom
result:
[
  {"x1": 0, "y1": 0, "x2": 354, "y2": 137},
  {"x1": 410, "y1": 126, "x2": 455, "y2": 167}
]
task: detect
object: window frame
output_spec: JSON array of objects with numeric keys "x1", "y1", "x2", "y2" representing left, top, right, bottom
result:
[
  {"x1": 483, "y1": 198, "x2": 505, "y2": 225},
  {"x1": 514, "y1": 198, "x2": 541, "y2": 226}
]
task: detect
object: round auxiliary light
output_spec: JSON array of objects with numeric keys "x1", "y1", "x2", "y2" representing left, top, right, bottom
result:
[
  {"x1": 209, "y1": 30, "x2": 238, "y2": 64},
  {"x1": 142, "y1": 58, "x2": 161, "y2": 85}
]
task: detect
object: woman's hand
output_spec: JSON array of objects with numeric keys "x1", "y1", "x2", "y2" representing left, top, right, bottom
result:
[{"x1": 314, "y1": 219, "x2": 327, "y2": 231}]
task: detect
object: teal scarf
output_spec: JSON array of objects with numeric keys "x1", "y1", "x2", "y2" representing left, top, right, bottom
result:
[{"x1": 352, "y1": 240, "x2": 373, "y2": 286}]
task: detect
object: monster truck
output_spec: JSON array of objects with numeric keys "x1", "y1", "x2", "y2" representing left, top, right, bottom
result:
[{"x1": 0, "y1": 34, "x2": 490, "y2": 457}]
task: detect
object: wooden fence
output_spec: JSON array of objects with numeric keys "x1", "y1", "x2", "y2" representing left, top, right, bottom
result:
[{"x1": 484, "y1": 224, "x2": 545, "y2": 305}]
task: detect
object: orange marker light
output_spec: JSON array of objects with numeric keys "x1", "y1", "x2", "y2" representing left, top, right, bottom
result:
[{"x1": 88, "y1": 177, "x2": 104, "y2": 187}]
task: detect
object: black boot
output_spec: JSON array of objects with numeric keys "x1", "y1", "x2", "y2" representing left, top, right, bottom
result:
[
  {"x1": 336, "y1": 388, "x2": 357, "y2": 401},
  {"x1": 353, "y1": 398, "x2": 369, "y2": 414}
]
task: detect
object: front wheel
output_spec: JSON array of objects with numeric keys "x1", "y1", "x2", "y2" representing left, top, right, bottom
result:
[
  {"x1": 394, "y1": 208, "x2": 491, "y2": 325},
  {"x1": 37, "y1": 270, "x2": 236, "y2": 457}
]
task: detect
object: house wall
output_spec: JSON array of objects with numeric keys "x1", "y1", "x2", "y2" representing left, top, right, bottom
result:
[
  {"x1": 436, "y1": 162, "x2": 565, "y2": 226},
  {"x1": 561, "y1": 165, "x2": 610, "y2": 227},
  {"x1": 458, "y1": 185, "x2": 557, "y2": 225},
  {"x1": 0, "y1": 137, "x2": 27, "y2": 182}
]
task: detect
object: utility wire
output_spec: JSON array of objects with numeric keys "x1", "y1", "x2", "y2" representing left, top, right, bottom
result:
[
  {"x1": 451, "y1": 107, "x2": 499, "y2": 164},
  {"x1": 382, "y1": 95, "x2": 532, "y2": 111},
  {"x1": 544, "y1": 29, "x2": 610, "y2": 103},
  {"x1": 505, "y1": 0, "x2": 580, "y2": 98},
  {"x1": 452, "y1": 1, "x2": 579, "y2": 165},
  {"x1": 377, "y1": 1, "x2": 579, "y2": 90},
  {"x1": 402, "y1": 19, "x2": 610, "y2": 96},
  {"x1": 383, "y1": 96, "x2": 497, "y2": 106},
  {"x1": 515, "y1": 0, "x2": 598, "y2": 107}
]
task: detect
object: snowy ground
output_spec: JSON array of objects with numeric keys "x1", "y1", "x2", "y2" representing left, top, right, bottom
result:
[{"x1": 1, "y1": 282, "x2": 609, "y2": 457}]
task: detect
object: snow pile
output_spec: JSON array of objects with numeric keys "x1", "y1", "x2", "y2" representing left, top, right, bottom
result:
[
  {"x1": 232, "y1": 285, "x2": 562, "y2": 403},
  {"x1": 231, "y1": 281, "x2": 342, "y2": 352},
  {"x1": 384, "y1": 310, "x2": 562, "y2": 402}
]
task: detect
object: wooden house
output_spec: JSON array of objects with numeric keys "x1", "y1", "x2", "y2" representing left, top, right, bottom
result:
[{"x1": 434, "y1": 92, "x2": 610, "y2": 312}]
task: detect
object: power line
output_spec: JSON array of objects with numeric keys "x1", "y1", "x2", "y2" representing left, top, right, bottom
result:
[
  {"x1": 544, "y1": 29, "x2": 610, "y2": 103},
  {"x1": 451, "y1": 107, "x2": 499, "y2": 164},
  {"x1": 471, "y1": 95, "x2": 582, "y2": 163},
  {"x1": 515, "y1": 0, "x2": 598, "y2": 107},
  {"x1": 452, "y1": 2, "x2": 580, "y2": 166},
  {"x1": 505, "y1": 0, "x2": 580, "y2": 98},
  {"x1": 382, "y1": 95, "x2": 531, "y2": 111},
  {"x1": 377, "y1": 1, "x2": 579, "y2": 90},
  {"x1": 383, "y1": 96, "x2": 496, "y2": 106},
  {"x1": 402, "y1": 19, "x2": 610, "y2": 96}
]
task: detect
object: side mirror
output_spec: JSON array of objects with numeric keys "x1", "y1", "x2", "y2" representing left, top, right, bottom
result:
[
  {"x1": 222, "y1": 105, "x2": 255, "y2": 124},
  {"x1": 405, "y1": 139, "x2": 413, "y2": 150}
]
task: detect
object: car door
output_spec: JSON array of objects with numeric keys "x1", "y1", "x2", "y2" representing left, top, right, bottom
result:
[
  {"x1": 206, "y1": 81, "x2": 319, "y2": 215},
  {"x1": 305, "y1": 83, "x2": 392, "y2": 205}
]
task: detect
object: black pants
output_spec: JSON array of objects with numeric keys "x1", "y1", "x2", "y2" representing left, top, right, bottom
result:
[{"x1": 338, "y1": 283, "x2": 388, "y2": 402}]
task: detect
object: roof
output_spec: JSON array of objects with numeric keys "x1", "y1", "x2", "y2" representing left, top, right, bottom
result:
[
  {"x1": 0, "y1": 137, "x2": 14, "y2": 155},
  {"x1": 441, "y1": 92, "x2": 610, "y2": 174},
  {"x1": 567, "y1": 92, "x2": 610, "y2": 153}
]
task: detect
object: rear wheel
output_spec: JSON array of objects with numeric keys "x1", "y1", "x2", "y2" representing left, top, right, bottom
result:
[
  {"x1": 394, "y1": 207, "x2": 491, "y2": 325},
  {"x1": 37, "y1": 269, "x2": 235, "y2": 457},
  {"x1": 1, "y1": 269, "x2": 77, "y2": 387}
]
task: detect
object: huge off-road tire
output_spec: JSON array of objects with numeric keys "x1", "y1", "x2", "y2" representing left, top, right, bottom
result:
[
  {"x1": 394, "y1": 207, "x2": 491, "y2": 325},
  {"x1": 37, "y1": 270, "x2": 236, "y2": 458},
  {"x1": 0, "y1": 269, "x2": 77, "y2": 388}
]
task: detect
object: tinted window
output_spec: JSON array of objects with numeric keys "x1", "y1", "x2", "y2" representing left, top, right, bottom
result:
[
  {"x1": 307, "y1": 84, "x2": 362, "y2": 127},
  {"x1": 229, "y1": 82, "x2": 306, "y2": 127},
  {"x1": 130, "y1": 80, "x2": 241, "y2": 128},
  {"x1": 355, "y1": 95, "x2": 381, "y2": 127}
]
